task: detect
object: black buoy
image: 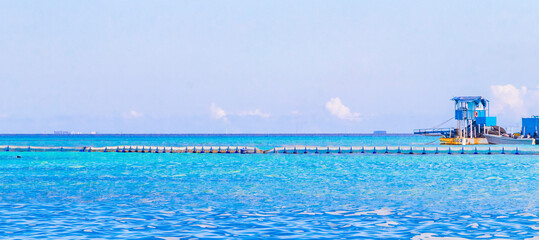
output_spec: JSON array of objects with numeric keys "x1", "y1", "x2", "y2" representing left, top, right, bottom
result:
[
  {"x1": 488, "y1": 147, "x2": 491, "y2": 155},
  {"x1": 409, "y1": 146, "x2": 413, "y2": 154},
  {"x1": 350, "y1": 147, "x2": 354, "y2": 154},
  {"x1": 16, "y1": 155, "x2": 21, "y2": 158},
  {"x1": 200, "y1": 147, "x2": 204, "y2": 153},
  {"x1": 397, "y1": 146, "x2": 401, "y2": 154},
  {"x1": 448, "y1": 147, "x2": 452, "y2": 155},
  {"x1": 474, "y1": 147, "x2": 478, "y2": 154},
  {"x1": 435, "y1": 147, "x2": 439, "y2": 154},
  {"x1": 304, "y1": 147, "x2": 308, "y2": 154},
  {"x1": 515, "y1": 147, "x2": 519, "y2": 155},
  {"x1": 6, "y1": 146, "x2": 9, "y2": 152},
  {"x1": 315, "y1": 147, "x2": 319, "y2": 154},
  {"x1": 385, "y1": 146, "x2": 389, "y2": 154},
  {"x1": 338, "y1": 147, "x2": 342, "y2": 154},
  {"x1": 372, "y1": 147, "x2": 376, "y2": 154},
  {"x1": 361, "y1": 146, "x2": 365, "y2": 153},
  {"x1": 422, "y1": 147, "x2": 426, "y2": 155},
  {"x1": 501, "y1": 147, "x2": 505, "y2": 154},
  {"x1": 293, "y1": 147, "x2": 297, "y2": 154},
  {"x1": 326, "y1": 147, "x2": 330, "y2": 154},
  {"x1": 461, "y1": 147, "x2": 465, "y2": 154}
]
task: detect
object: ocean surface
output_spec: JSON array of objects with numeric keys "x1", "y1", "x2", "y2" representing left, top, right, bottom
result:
[{"x1": 0, "y1": 135, "x2": 537, "y2": 239}]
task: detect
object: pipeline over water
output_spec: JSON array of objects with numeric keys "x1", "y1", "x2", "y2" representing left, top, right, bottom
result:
[{"x1": 1, "y1": 145, "x2": 539, "y2": 155}]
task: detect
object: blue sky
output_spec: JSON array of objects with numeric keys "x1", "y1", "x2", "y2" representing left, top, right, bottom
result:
[{"x1": 1, "y1": 1, "x2": 538, "y2": 133}]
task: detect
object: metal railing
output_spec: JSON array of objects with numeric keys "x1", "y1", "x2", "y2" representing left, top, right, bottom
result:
[{"x1": 413, "y1": 128, "x2": 455, "y2": 136}]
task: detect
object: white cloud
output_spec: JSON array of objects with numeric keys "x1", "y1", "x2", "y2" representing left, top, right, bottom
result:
[
  {"x1": 237, "y1": 109, "x2": 270, "y2": 118},
  {"x1": 123, "y1": 110, "x2": 144, "y2": 119},
  {"x1": 210, "y1": 103, "x2": 270, "y2": 120},
  {"x1": 210, "y1": 103, "x2": 227, "y2": 121},
  {"x1": 490, "y1": 84, "x2": 528, "y2": 116},
  {"x1": 325, "y1": 97, "x2": 361, "y2": 121}
]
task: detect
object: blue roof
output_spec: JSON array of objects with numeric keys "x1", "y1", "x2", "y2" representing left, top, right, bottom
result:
[
  {"x1": 451, "y1": 96, "x2": 488, "y2": 106},
  {"x1": 451, "y1": 96, "x2": 484, "y2": 102}
]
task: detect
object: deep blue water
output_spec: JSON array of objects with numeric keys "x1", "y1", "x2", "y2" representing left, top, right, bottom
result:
[{"x1": 0, "y1": 135, "x2": 537, "y2": 239}]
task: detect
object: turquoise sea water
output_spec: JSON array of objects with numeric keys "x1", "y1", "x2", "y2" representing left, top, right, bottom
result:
[{"x1": 0, "y1": 135, "x2": 537, "y2": 239}]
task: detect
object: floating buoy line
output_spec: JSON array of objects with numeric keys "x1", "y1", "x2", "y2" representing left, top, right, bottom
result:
[{"x1": 0, "y1": 145, "x2": 538, "y2": 155}]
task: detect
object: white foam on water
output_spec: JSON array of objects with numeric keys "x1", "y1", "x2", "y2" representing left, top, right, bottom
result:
[
  {"x1": 375, "y1": 221, "x2": 399, "y2": 227},
  {"x1": 466, "y1": 223, "x2": 479, "y2": 228},
  {"x1": 116, "y1": 217, "x2": 146, "y2": 221},
  {"x1": 476, "y1": 234, "x2": 492, "y2": 238},
  {"x1": 372, "y1": 207, "x2": 393, "y2": 216},
  {"x1": 344, "y1": 211, "x2": 369, "y2": 216},
  {"x1": 242, "y1": 212, "x2": 274, "y2": 217},
  {"x1": 192, "y1": 224, "x2": 217, "y2": 228},
  {"x1": 517, "y1": 213, "x2": 537, "y2": 217},
  {"x1": 199, "y1": 207, "x2": 214, "y2": 212},
  {"x1": 345, "y1": 207, "x2": 393, "y2": 216},
  {"x1": 325, "y1": 211, "x2": 348, "y2": 215},
  {"x1": 157, "y1": 237, "x2": 181, "y2": 240},
  {"x1": 298, "y1": 211, "x2": 322, "y2": 215},
  {"x1": 411, "y1": 233, "x2": 469, "y2": 240}
]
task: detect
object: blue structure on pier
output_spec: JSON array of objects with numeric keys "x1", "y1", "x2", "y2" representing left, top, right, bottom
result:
[
  {"x1": 522, "y1": 116, "x2": 539, "y2": 137},
  {"x1": 452, "y1": 96, "x2": 496, "y2": 127},
  {"x1": 415, "y1": 96, "x2": 497, "y2": 139},
  {"x1": 451, "y1": 96, "x2": 496, "y2": 138}
]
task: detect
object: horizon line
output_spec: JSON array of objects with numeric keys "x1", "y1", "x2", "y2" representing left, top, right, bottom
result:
[{"x1": 0, "y1": 133, "x2": 416, "y2": 136}]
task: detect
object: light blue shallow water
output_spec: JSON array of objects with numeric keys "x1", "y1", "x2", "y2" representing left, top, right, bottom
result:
[{"x1": 0, "y1": 135, "x2": 537, "y2": 239}]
